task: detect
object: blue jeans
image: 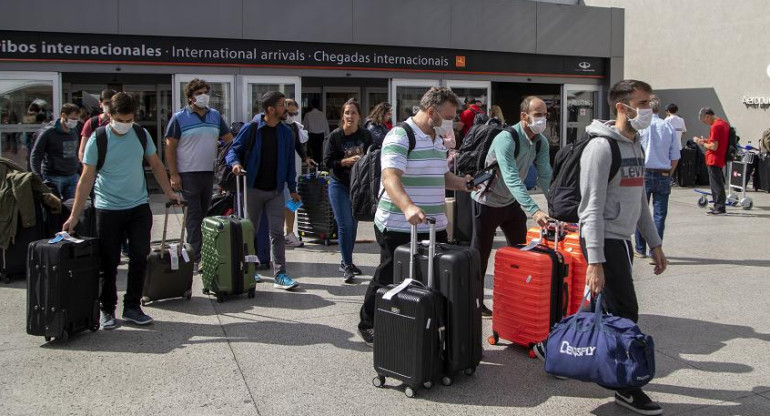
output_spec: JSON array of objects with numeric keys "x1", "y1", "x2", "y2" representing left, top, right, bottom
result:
[
  {"x1": 635, "y1": 171, "x2": 671, "y2": 254},
  {"x1": 328, "y1": 177, "x2": 358, "y2": 266},
  {"x1": 44, "y1": 173, "x2": 79, "y2": 200}
]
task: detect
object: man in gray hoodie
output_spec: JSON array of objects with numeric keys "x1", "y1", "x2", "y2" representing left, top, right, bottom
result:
[{"x1": 580, "y1": 80, "x2": 668, "y2": 415}]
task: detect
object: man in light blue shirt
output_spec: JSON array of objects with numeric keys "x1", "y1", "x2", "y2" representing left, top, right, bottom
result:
[{"x1": 635, "y1": 95, "x2": 680, "y2": 258}]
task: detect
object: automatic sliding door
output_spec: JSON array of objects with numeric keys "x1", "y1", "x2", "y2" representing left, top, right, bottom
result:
[
  {"x1": 391, "y1": 79, "x2": 439, "y2": 123},
  {"x1": 240, "y1": 76, "x2": 300, "y2": 122}
]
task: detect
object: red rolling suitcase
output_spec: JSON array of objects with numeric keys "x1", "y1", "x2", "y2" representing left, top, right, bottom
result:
[{"x1": 490, "y1": 223, "x2": 571, "y2": 350}]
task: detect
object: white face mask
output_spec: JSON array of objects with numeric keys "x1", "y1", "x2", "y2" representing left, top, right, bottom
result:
[
  {"x1": 623, "y1": 104, "x2": 653, "y2": 131},
  {"x1": 528, "y1": 116, "x2": 547, "y2": 135},
  {"x1": 439, "y1": 119, "x2": 455, "y2": 138},
  {"x1": 193, "y1": 94, "x2": 210, "y2": 109},
  {"x1": 285, "y1": 115, "x2": 295, "y2": 124},
  {"x1": 111, "y1": 120, "x2": 132, "y2": 135},
  {"x1": 64, "y1": 119, "x2": 79, "y2": 129}
]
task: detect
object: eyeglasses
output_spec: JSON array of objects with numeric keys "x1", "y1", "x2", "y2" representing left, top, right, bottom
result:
[{"x1": 287, "y1": 112, "x2": 299, "y2": 117}]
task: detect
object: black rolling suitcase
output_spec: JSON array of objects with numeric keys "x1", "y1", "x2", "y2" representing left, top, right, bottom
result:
[
  {"x1": 677, "y1": 147, "x2": 697, "y2": 187},
  {"x1": 758, "y1": 154, "x2": 770, "y2": 193},
  {"x1": 373, "y1": 220, "x2": 445, "y2": 398},
  {"x1": 393, "y1": 221, "x2": 483, "y2": 384},
  {"x1": 27, "y1": 236, "x2": 100, "y2": 342},
  {"x1": 142, "y1": 202, "x2": 194, "y2": 305},
  {"x1": 297, "y1": 170, "x2": 337, "y2": 245}
]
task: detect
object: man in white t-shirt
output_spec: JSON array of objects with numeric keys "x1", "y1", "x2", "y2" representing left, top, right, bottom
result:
[
  {"x1": 301, "y1": 100, "x2": 330, "y2": 167},
  {"x1": 665, "y1": 103, "x2": 687, "y2": 148}
]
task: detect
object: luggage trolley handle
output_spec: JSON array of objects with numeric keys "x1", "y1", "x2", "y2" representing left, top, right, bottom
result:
[
  {"x1": 235, "y1": 171, "x2": 249, "y2": 219},
  {"x1": 410, "y1": 218, "x2": 437, "y2": 289},
  {"x1": 160, "y1": 200, "x2": 188, "y2": 259}
]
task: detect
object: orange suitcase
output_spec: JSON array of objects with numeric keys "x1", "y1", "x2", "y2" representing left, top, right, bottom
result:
[
  {"x1": 489, "y1": 241, "x2": 571, "y2": 349},
  {"x1": 526, "y1": 224, "x2": 588, "y2": 315}
]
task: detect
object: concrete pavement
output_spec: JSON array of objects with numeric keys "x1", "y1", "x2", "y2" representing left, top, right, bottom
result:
[{"x1": 1, "y1": 187, "x2": 770, "y2": 415}]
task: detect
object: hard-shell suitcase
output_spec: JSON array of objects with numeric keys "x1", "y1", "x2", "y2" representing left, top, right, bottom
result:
[
  {"x1": 142, "y1": 201, "x2": 194, "y2": 305},
  {"x1": 201, "y1": 175, "x2": 256, "y2": 302},
  {"x1": 393, "y1": 227, "x2": 482, "y2": 383},
  {"x1": 1, "y1": 200, "x2": 48, "y2": 283},
  {"x1": 452, "y1": 190, "x2": 473, "y2": 245},
  {"x1": 373, "y1": 220, "x2": 445, "y2": 398},
  {"x1": 26, "y1": 236, "x2": 100, "y2": 342},
  {"x1": 677, "y1": 147, "x2": 697, "y2": 187},
  {"x1": 526, "y1": 223, "x2": 588, "y2": 315},
  {"x1": 490, "y1": 224, "x2": 571, "y2": 349},
  {"x1": 297, "y1": 170, "x2": 337, "y2": 245},
  {"x1": 757, "y1": 154, "x2": 770, "y2": 192}
]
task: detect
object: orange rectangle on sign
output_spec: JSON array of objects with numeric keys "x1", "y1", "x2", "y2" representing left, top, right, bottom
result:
[{"x1": 455, "y1": 56, "x2": 466, "y2": 68}]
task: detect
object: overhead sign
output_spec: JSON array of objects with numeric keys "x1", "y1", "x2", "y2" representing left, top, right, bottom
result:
[{"x1": 0, "y1": 30, "x2": 605, "y2": 78}]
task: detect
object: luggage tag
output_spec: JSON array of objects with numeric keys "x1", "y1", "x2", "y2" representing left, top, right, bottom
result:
[
  {"x1": 48, "y1": 231, "x2": 84, "y2": 244},
  {"x1": 244, "y1": 255, "x2": 261, "y2": 263},
  {"x1": 168, "y1": 243, "x2": 180, "y2": 270},
  {"x1": 181, "y1": 247, "x2": 190, "y2": 263}
]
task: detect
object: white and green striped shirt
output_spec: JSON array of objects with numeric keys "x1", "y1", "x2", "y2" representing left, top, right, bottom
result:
[{"x1": 375, "y1": 117, "x2": 449, "y2": 233}]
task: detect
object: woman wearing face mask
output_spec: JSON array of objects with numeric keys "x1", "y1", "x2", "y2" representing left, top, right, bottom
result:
[
  {"x1": 29, "y1": 103, "x2": 84, "y2": 200},
  {"x1": 322, "y1": 98, "x2": 372, "y2": 283},
  {"x1": 363, "y1": 102, "x2": 391, "y2": 148}
]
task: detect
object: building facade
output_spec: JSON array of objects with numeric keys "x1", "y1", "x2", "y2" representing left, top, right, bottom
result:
[{"x1": 1, "y1": 0, "x2": 625, "y2": 169}]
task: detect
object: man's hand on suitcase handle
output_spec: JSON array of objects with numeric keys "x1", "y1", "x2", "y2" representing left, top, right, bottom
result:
[
  {"x1": 404, "y1": 204, "x2": 427, "y2": 225},
  {"x1": 232, "y1": 163, "x2": 244, "y2": 176},
  {"x1": 533, "y1": 210, "x2": 549, "y2": 227},
  {"x1": 165, "y1": 199, "x2": 187, "y2": 208},
  {"x1": 62, "y1": 216, "x2": 78, "y2": 236}
]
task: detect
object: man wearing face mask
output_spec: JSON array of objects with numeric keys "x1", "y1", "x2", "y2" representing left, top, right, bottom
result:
[
  {"x1": 533, "y1": 80, "x2": 667, "y2": 416},
  {"x1": 357, "y1": 87, "x2": 474, "y2": 347},
  {"x1": 79, "y1": 89, "x2": 116, "y2": 162},
  {"x1": 165, "y1": 79, "x2": 233, "y2": 264},
  {"x1": 470, "y1": 96, "x2": 552, "y2": 316},
  {"x1": 30, "y1": 103, "x2": 83, "y2": 200}
]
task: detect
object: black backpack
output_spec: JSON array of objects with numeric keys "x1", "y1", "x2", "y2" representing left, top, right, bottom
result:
[
  {"x1": 547, "y1": 132, "x2": 621, "y2": 223},
  {"x1": 455, "y1": 124, "x2": 540, "y2": 175},
  {"x1": 472, "y1": 108, "x2": 489, "y2": 126},
  {"x1": 216, "y1": 122, "x2": 256, "y2": 192},
  {"x1": 94, "y1": 124, "x2": 148, "y2": 171},
  {"x1": 725, "y1": 126, "x2": 739, "y2": 161},
  {"x1": 349, "y1": 122, "x2": 416, "y2": 222}
]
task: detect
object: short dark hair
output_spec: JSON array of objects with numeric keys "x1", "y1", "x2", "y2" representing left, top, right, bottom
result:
[
  {"x1": 698, "y1": 107, "x2": 715, "y2": 119},
  {"x1": 100, "y1": 89, "x2": 117, "y2": 102},
  {"x1": 109, "y1": 92, "x2": 137, "y2": 116},
  {"x1": 520, "y1": 96, "x2": 544, "y2": 114},
  {"x1": 340, "y1": 98, "x2": 361, "y2": 119},
  {"x1": 260, "y1": 91, "x2": 286, "y2": 112},
  {"x1": 184, "y1": 78, "x2": 210, "y2": 99},
  {"x1": 666, "y1": 103, "x2": 679, "y2": 114},
  {"x1": 60, "y1": 103, "x2": 80, "y2": 116},
  {"x1": 607, "y1": 79, "x2": 653, "y2": 115},
  {"x1": 418, "y1": 87, "x2": 461, "y2": 111}
]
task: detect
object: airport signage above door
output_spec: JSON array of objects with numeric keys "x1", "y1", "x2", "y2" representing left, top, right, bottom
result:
[{"x1": 0, "y1": 30, "x2": 605, "y2": 79}]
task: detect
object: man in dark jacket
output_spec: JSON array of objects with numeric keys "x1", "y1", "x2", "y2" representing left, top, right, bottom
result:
[
  {"x1": 30, "y1": 103, "x2": 82, "y2": 200},
  {"x1": 227, "y1": 91, "x2": 302, "y2": 291}
]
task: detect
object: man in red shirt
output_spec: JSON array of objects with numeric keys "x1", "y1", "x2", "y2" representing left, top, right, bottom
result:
[
  {"x1": 459, "y1": 98, "x2": 485, "y2": 137},
  {"x1": 694, "y1": 107, "x2": 729, "y2": 215},
  {"x1": 78, "y1": 89, "x2": 117, "y2": 161}
]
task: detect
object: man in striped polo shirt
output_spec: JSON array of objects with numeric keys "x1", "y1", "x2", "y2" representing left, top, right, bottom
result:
[{"x1": 358, "y1": 87, "x2": 474, "y2": 347}]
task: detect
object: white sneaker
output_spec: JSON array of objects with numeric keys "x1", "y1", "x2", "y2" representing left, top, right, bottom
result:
[{"x1": 285, "y1": 233, "x2": 304, "y2": 248}]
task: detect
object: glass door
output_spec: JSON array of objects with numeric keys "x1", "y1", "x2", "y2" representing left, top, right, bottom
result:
[
  {"x1": 240, "y1": 76, "x2": 300, "y2": 122},
  {"x1": 323, "y1": 87, "x2": 360, "y2": 130},
  {"x1": 390, "y1": 79, "x2": 439, "y2": 123},
  {"x1": 562, "y1": 85, "x2": 601, "y2": 147},
  {"x1": 173, "y1": 74, "x2": 235, "y2": 125},
  {"x1": 445, "y1": 80, "x2": 491, "y2": 112},
  {"x1": 364, "y1": 87, "x2": 389, "y2": 117},
  {"x1": 0, "y1": 71, "x2": 60, "y2": 170}
]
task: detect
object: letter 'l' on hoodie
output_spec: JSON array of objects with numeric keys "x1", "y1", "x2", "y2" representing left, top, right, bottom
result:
[{"x1": 578, "y1": 120, "x2": 662, "y2": 264}]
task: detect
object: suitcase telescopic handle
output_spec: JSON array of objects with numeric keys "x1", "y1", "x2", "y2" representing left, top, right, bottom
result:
[
  {"x1": 160, "y1": 200, "x2": 188, "y2": 259},
  {"x1": 409, "y1": 218, "x2": 437, "y2": 289},
  {"x1": 235, "y1": 171, "x2": 248, "y2": 219}
]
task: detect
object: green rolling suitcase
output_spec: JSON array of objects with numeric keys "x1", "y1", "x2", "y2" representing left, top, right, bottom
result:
[{"x1": 201, "y1": 175, "x2": 256, "y2": 302}]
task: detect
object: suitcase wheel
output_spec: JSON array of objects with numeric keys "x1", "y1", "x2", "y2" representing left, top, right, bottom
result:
[
  {"x1": 323, "y1": 239, "x2": 331, "y2": 246},
  {"x1": 488, "y1": 332, "x2": 499, "y2": 346},
  {"x1": 247, "y1": 288, "x2": 256, "y2": 298},
  {"x1": 404, "y1": 386, "x2": 416, "y2": 398},
  {"x1": 140, "y1": 298, "x2": 149, "y2": 307},
  {"x1": 216, "y1": 294, "x2": 225, "y2": 303},
  {"x1": 697, "y1": 195, "x2": 708, "y2": 208},
  {"x1": 372, "y1": 375, "x2": 385, "y2": 388},
  {"x1": 202, "y1": 288, "x2": 210, "y2": 295},
  {"x1": 44, "y1": 336, "x2": 52, "y2": 342},
  {"x1": 90, "y1": 324, "x2": 99, "y2": 332},
  {"x1": 441, "y1": 376, "x2": 453, "y2": 387},
  {"x1": 423, "y1": 381, "x2": 433, "y2": 389},
  {"x1": 464, "y1": 367, "x2": 476, "y2": 376},
  {"x1": 184, "y1": 290, "x2": 193, "y2": 300}
]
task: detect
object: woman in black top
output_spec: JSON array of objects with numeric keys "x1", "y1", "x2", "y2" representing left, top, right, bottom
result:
[
  {"x1": 323, "y1": 98, "x2": 372, "y2": 283},
  {"x1": 363, "y1": 102, "x2": 391, "y2": 148}
]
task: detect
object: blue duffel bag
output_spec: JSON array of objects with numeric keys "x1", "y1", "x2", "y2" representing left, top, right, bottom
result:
[{"x1": 544, "y1": 294, "x2": 655, "y2": 389}]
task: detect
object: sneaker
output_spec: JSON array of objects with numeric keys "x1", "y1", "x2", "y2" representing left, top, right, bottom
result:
[
  {"x1": 532, "y1": 342, "x2": 546, "y2": 362},
  {"x1": 122, "y1": 307, "x2": 153, "y2": 325},
  {"x1": 339, "y1": 262, "x2": 362, "y2": 275},
  {"x1": 358, "y1": 327, "x2": 374, "y2": 347},
  {"x1": 100, "y1": 311, "x2": 117, "y2": 330},
  {"x1": 633, "y1": 250, "x2": 647, "y2": 258},
  {"x1": 273, "y1": 272, "x2": 299, "y2": 290},
  {"x1": 614, "y1": 390, "x2": 663, "y2": 416},
  {"x1": 253, "y1": 273, "x2": 263, "y2": 284},
  {"x1": 481, "y1": 303, "x2": 493, "y2": 318},
  {"x1": 285, "y1": 233, "x2": 304, "y2": 248},
  {"x1": 343, "y1": 264, "x2": 356, "y2": 284},
  {"x1": 706, "y1": 209, "x2": 726, "y2": 216}
]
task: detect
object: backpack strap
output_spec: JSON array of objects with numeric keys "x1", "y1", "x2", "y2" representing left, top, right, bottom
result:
[
  {"x1": 95, "y1": 124, "x2": 148, "y2": 171},
  {"x1": 607, "y1": 138, "x2": 621, "y2": 182},
  {"x1": 395, "y1": 122, "x2": 417, "y2": 154},
  {"x1": 89, "y1": 115, "x2": 100, "y2": 133}
]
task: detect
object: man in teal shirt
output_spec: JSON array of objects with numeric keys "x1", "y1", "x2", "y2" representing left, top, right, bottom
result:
[
  {"x1": 64, "y1": 92, "x2": 180, "y2": 330},
  {"x1": 471, "y1": 96, "x2": 552, "y2": 315}
]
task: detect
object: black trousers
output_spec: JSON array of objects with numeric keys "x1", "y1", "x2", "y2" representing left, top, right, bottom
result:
[
  {"x1": 470, "y1": 200, "x2": 528, "y2": 278},
  {"x1": 359, "y1": 226, "x2": 447, "y2": 331},
  {"x1": 97, "y1": 204, "x2": 153, "y2": 313},
  {"x1": 708, "y1": 165, "x2": 726, "y2": 212},
  {"x1": 179, "y1": 171, "x2": 214, "y2": 261},
  {"x1": 308, "y1": 133, "x2": 325, "y2": 168}
]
